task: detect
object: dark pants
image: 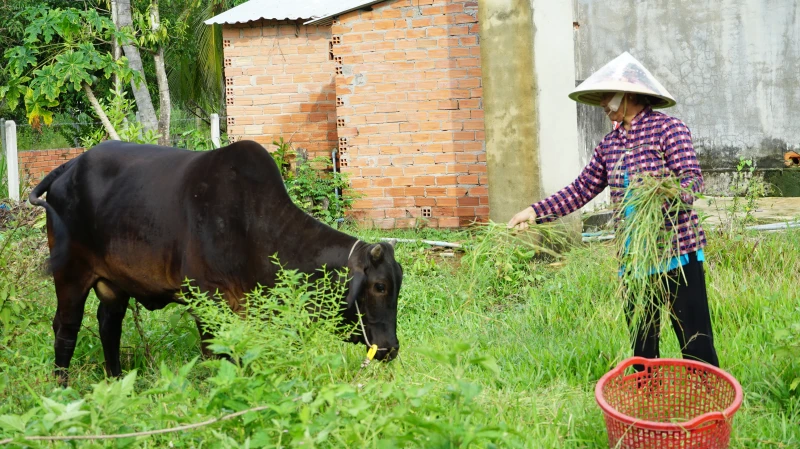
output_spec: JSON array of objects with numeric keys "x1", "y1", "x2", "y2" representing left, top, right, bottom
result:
[{"x1": 624, "y1": 251, "x2": 719, "y2": 371}]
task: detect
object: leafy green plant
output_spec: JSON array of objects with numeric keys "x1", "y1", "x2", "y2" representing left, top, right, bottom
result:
[
  {"x1": 173, "y1": 129, "x2": 216, "y2": 151},
  {"x1": 709, "y1": 157, "x2": 775, "y2": 236},
  {"x1": 269, "y1": 137, "x2": 358, "y2": 226},
  {"x1": 288, "y1": 155, "x2": 357, "y2": 226},
  {"x1": 182, "y1": 256, "x2": 355, "y2": 373},
  {"x1": 271, "y1": 136, "x2": 294, "y2": 180},
  {"x1": 15, "y1": 118, "x2": 72, "y2": 151},
  {"x1": 0, "y1": 204, "x2": 47, "y2": 339},
  {"x1": 80, "y1": 88, "x2": 160, "y2": 148}
]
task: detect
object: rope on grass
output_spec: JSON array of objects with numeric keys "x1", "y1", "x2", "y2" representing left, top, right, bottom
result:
[{"x1": 0, "y1": 404, "x2": 278, "y2": 445}]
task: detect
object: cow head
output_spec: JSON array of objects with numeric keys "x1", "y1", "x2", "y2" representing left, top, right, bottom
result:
[{"x1": 344, "y1": 241, "x2": 403, "y2": 361}]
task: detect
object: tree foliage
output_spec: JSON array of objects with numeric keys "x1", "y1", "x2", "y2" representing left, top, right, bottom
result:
[
  {"x1": 1, "y1": 0, "x2": 249, "y2": 130},
  {"x1": 0, "y1": 5, "x2": 143, "y2": 130},
  {"x1": 163, "y1": 0, "x2": 249, "y2": 115}
]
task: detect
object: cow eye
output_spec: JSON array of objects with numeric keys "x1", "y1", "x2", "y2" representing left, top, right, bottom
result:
[{"x1": 375, "y1": 283, "x2": 386, "y2": 293}]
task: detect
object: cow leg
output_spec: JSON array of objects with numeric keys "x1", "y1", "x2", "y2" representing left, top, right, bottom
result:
[
  {"x1": 52, "y1": 270, "x2": 94, "y2": 387},
  {"x1": 192, "y1": 315, "x2": 234, "y2": 364},
  {"x1": 94, "y1": 279, "x2": 128, "y2": 378},
  {"x1": 193, "y1": 316, "x2": 218, "y2": 359},
  {"x1": 96, "y1": 300, "x2": 128, "y2": 378},
  {"x1": 183, "y1": 282, "x2": 233, "y2": 362},
  {"x1": 193, "y1": 314, "x2": 236, "y2": 364}
]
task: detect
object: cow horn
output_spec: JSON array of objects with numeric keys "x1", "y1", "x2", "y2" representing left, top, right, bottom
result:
[{"x1": 370, "y1": 244, "x2": 383, "y2": 262}]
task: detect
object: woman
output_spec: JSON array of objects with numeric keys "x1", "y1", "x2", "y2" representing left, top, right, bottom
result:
[{"x1": 508, "y1": 52, "x2": 719, "y2": 369}]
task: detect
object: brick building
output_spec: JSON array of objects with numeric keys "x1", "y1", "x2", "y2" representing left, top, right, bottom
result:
[{"x1": 208, "y1": 0, "x2": 487, "y2": 228}]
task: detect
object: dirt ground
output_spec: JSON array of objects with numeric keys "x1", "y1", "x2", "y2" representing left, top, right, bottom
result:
[{"x1": 694, "y1": 196, "x2": 800, "y2": 226}]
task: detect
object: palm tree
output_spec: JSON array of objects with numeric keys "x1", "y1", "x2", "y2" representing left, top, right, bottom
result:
[{"x1": 166, "y1": 0, "x2": 245, "y2": 124}]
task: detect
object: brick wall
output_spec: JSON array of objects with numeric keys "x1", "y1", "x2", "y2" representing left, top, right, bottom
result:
[
  {"x1": 223, "y1": 20, "x2": 338, "y2": 157},
  {"x1": 331, "y1": 0, "x2": 487, "y2": 229},
  {"x1": 18, "y1": 148, "x2": 84, "y2": 186}
]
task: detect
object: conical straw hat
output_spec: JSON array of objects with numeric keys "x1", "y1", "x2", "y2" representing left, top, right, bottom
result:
[{"x1": 569, "y1": 52, "x2": 676, "y2": 109}]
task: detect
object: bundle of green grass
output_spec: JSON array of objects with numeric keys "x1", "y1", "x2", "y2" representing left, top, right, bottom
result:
[{"x1": 615, "y1": 172, "x2": 699, "y2": 334}]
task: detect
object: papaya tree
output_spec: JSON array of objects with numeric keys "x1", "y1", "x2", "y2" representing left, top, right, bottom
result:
[{"x1": 0, "y1": 5, "x2": 143, "y2": 140}]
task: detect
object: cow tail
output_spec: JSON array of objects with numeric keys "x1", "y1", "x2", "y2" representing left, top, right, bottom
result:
[{"x1": 28, "y1": 161, "x2": 73, "y2": 273}]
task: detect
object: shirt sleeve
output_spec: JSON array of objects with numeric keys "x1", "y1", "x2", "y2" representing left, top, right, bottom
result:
[
  {"x1": 661, "y1": 119, "x2": 703, "y2": 206},
  {"x1": 531, "y1": 145, "x2": 608, "y2": 223}
]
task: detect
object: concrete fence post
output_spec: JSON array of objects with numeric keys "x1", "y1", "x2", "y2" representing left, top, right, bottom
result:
[
  {"x1": 210, "y1": 113, "x2": 221, "y2": 149},
  {"x1": 5, "y1": 121, "x2": 19, "y2": 202}
]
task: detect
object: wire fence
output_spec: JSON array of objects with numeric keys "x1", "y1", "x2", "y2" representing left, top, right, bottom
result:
[{"x1": 4, "y1": 114, "x2": 228, "y2": 152}]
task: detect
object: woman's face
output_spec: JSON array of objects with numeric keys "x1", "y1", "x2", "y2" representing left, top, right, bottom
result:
[{"x1": 600, "y1": 92, "x2": 626, "y2": 123}]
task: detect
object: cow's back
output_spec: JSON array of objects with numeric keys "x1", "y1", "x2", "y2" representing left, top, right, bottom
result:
[
  {"x1": 44, "y1": 142, "x2": 199, "y2": 296},
  {"x1": 44, "y1": 140, "x2": 289, "y2": 300}
]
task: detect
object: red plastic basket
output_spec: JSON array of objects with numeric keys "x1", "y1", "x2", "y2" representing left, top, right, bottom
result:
[{"x1": 595, "y1": 357, "x2": 743, "y2": 449}]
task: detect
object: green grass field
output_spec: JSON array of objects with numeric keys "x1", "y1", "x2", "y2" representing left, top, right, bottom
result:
[{"x1": 0, "y1": 216, "x2": 798, "y2": 448}]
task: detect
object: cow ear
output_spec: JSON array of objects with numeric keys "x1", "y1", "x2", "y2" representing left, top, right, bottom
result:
[
  {"x1": 344, "y1": 270, "x2": 366, "y2": 309},
  {"x1": 370, "y1": 244, "x2": 383, "y2": 263}
]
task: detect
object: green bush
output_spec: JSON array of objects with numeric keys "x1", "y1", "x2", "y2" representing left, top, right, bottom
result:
[
  {"x1": 272, "y1": 138, "x2": 358, "y2": 227},
  {"x1": 0, "y1": 205, "x2": 48, "y2": 340}
]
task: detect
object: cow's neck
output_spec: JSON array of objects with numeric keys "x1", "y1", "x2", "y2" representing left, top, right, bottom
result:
[{"x1": 268, "y1": 202, "x2": 359, "y2": 274}]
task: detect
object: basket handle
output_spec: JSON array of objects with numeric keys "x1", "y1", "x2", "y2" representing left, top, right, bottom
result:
[
  {"x1": 682, "y1": 410, "x2": 732, "y2": 428},
  {"x1": 609, "y1": 356, "x2": 650, "y2": 373}
]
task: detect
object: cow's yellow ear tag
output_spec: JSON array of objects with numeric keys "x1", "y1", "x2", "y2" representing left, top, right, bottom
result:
[{"x1": 367, "y1": 344, "x2": 378, "y2": 360}]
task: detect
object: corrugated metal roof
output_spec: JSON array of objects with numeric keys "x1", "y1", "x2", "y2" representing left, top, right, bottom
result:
[
  {"x1": 204, "y1": 0, "x2": 385, "y2": 26},
  {"x1": 303, "y1": 0, "x2": 386, "y2": 26}
]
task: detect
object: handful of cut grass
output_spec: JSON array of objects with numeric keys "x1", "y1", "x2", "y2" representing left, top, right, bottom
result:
[
  {"x1": 467, "y1": 220, "x2": 571, "y2": 262},
  {"x1": 462, "y1": 220, "x2": 571, "y2": 287},
  {"x1": 615, "y1": 172, "x2": 697, "y2": 335}
]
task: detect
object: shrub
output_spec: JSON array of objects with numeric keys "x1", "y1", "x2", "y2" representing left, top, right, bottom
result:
[{"x1": 272, "y1": 138, "x2": 358, "y2": 227}]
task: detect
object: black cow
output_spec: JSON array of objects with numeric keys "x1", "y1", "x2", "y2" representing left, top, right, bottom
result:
[{"x1": 28, "y1": 140, "x2": 403, "y2": 386}]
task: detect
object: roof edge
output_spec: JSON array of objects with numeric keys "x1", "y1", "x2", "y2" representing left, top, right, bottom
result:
[
  {"x1": 304, "y1": 0, "x2": 386, "y2": 26},
  {"x1": 205, "y1": 16, "x2": 312, "y2": 25},
  {"x1": 204, "y1": 0, "x2": 313, "y2": 25}
]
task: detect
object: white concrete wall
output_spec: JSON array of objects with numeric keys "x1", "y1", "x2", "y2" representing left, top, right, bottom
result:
[{"x1": 532, "y1": 0, "x2": 608, "y2": 211}]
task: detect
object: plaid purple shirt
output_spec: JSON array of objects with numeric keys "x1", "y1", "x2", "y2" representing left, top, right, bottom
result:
[{"x1": 531, "y1": 106, "x2": 706, "y2": 256}]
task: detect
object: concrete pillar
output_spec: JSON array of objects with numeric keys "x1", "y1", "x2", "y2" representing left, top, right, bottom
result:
[
  {"x1": 5, "y1": 120, "x2": 19, "y2": 202},
  {"x1": 478, "y1": 0, "x2": 540, "y2": 223},
  {"x1": 531, "y1": 0, "x2": 583, "y2": 235},
  {"x1": 479, "y1": 0, "x2": 584, "y2": 235},
  {"x1": 210, "y1": 113, "x2": 221, "y2": 149}
]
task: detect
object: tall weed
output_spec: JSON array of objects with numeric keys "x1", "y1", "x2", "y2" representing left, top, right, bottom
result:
[{"x1": 0, "y1": 153, "x2": 7, "y2": 199}]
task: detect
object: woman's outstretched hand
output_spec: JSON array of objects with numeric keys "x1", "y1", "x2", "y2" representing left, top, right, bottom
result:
[{"x1": 507, "y1": 206, "x2": 537, "y2": 230}]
